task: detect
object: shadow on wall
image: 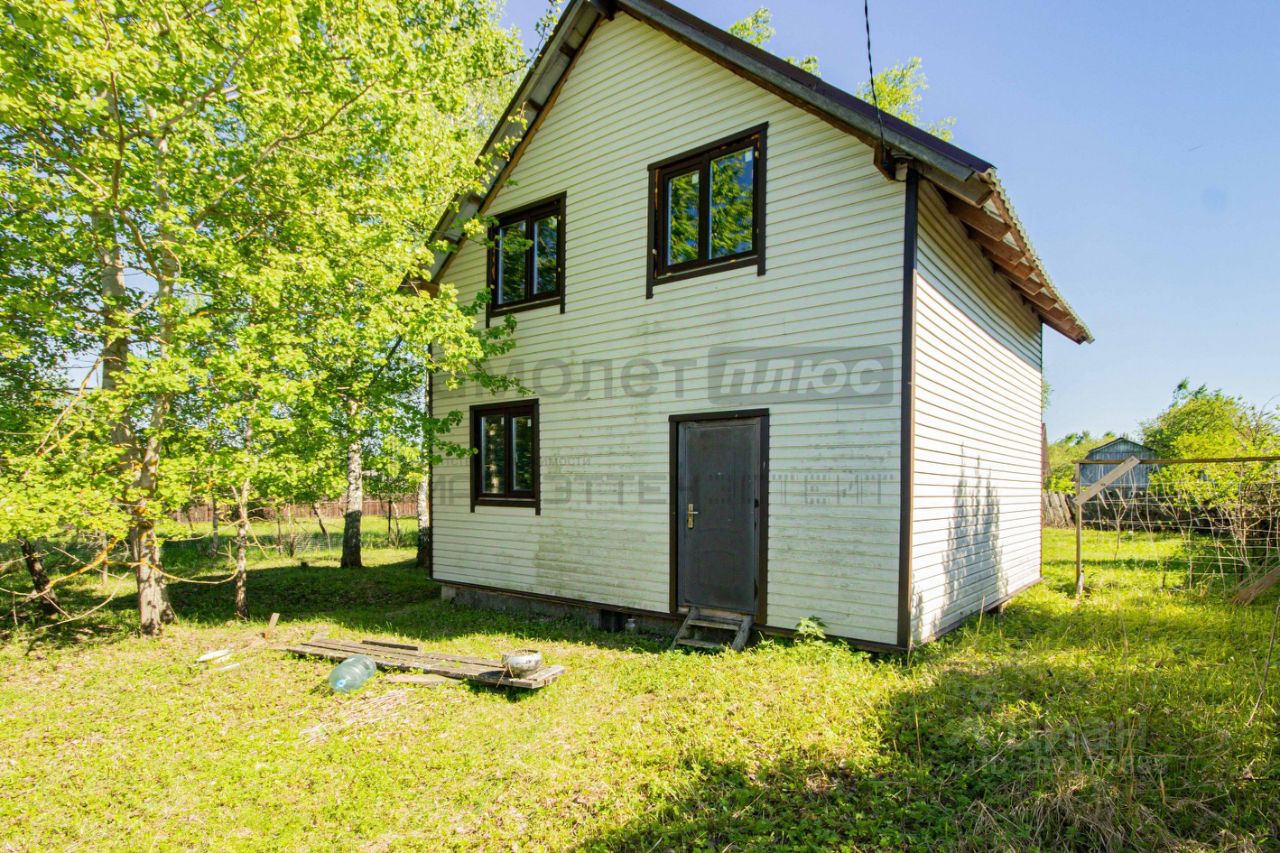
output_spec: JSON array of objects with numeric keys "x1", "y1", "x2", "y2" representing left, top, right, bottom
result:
[{"x1": 913, "y1": 452, "x2": 1004, "y2": 643}]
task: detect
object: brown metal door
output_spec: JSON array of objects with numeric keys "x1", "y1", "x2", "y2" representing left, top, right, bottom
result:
[{"x1": 676, "y1": 417, "x2": 761, "y2": 613}]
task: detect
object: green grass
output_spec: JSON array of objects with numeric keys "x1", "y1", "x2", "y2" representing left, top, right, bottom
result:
[
  {"x1": 166, "y1": 515, "x2": 421, "y2": 555},
  {"x1": 0, "y1": 530, "x2": 1277, "y2": 851}
]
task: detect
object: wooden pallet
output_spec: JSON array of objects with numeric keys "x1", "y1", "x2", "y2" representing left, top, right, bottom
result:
[
  {"x1": 284, "y1": 637, "x2": 565, "y2": 690},
  {"x1": 670, "y1": 607, "x2": 753, "y2": 652}
]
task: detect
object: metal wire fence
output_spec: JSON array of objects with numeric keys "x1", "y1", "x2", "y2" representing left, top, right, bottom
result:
[
  {"x1": 165, "y1": 509, "x2": 424, "y2": 560},
  {"x1": 1073, "y1": 456, "x2": 1280, "y2": 602}
]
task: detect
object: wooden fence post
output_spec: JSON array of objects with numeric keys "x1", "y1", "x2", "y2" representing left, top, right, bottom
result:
[
  {"x1": 1073, "y1": 455, "x2": 1142, "y2": 598},
  {"x1": 1075, "y1": 462, "x2": 1084, "y2": 597}
]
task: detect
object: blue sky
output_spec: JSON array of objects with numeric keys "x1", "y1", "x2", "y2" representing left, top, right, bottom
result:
[{"x1": 500, "y1": 0, "x2": 1280, "y2": 440}]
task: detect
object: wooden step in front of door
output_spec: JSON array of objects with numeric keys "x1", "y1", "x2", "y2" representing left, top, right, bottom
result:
[{"x1": 670, "y1": 607, "x2": 753, "y2": 652}]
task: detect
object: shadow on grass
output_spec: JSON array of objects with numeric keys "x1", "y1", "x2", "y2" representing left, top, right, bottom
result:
[
  {"x1": 9, "y1": 537, "x2": 1280, "y2": 847},
  {"x1": 11, "y1": 543, "x2": 674, "y2": 660},
  {"x1": 581, "y1": 644, "x2": 1279, "y2": 851}
]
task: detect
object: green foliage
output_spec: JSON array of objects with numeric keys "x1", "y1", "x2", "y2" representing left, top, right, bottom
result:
[
  {"x1": 728, "y1": 8, "x2": 774, "y2": 46},
  {"x1": 1142, "y1": 380, "x2": 1279, "y2": 460},
  {"x1": 0, "y1": 0, "x2": 524, "y2": 623},
  {"x1": 793, "y1": 615, "x2": 828, "y2": 642},
  {"x1": 1045, "y1": 430, "x2": 1118, "y2": 492},
  {"x1": 1142, "y1": 382, "x2": 1280, "y2": 529},
  {"x1": 856, "y1": 57, "x2": 956, "y2": 141},
  {"x1": 1, "y1": 530, "x2": 1276, "y2": 848},
  {"x1": 728, "y1": 12, "x2": 954, "y2": 140},
  {"x1": 728, "y1": 8, "x2": 820, "y2": 75}
]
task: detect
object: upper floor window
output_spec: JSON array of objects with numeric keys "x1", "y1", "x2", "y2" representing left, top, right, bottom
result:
[
  {"x1": 647, "y1": 124, "x2": 766, "y2": 293},
  {"x1": 488, "y1": 194, "x2": 565, "y2": 316}
]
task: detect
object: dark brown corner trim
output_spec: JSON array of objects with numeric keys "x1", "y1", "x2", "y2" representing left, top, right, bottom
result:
[
  {"x1": 589, "y1": 0, "x2": 617, "y2": 19},
  {"x1": 896, "y1": 167, "x2": 920, "y2": 650}
]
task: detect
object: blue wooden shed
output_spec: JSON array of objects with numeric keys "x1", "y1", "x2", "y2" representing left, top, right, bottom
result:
[{"x1": 1079, "y1": 437, "x2": 1160, "y2": 491}]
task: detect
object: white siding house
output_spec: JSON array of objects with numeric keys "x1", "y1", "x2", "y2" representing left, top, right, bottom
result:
[{"x1": 424, "y1": 0, "x2": 1090, "y2": 650}]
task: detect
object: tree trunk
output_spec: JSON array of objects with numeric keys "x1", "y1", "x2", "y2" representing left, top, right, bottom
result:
[
  {"x1": 416, "y1": 475, "x2": 430, "y2": 571},
  {"x1": 275, "y1": 511, "x2": 284, "y2": 555},
  {"x1": 286, "y1": 505, "x2": 297, "y2": 558},
  {"x1": 416, "y1": 365, "x2": 431, "y2": 571},
  {"x1": 341, "y1": 439, "x2": 363, "y2": 568},
  {"x1": 131, "y1": 411, "x2": 176, "y2": 634},
  {"x1": 131, "y1": 519, "x2": 173, "y2": 635},
  {"x1": 312, "y1": 502, "x2": 328, "y2": 537},
  {"x1": 127, "y1": 130, "x2": 184, "y2": 634},
  {"x1": 235, "y1": 485, "x2": 250, "y2": 620},
  {"x1": 209, "y1": 494, "x2": 220, "y2": 557},
  {"x1": 97, "y1": 220, "x2": 174, "y2": 634},
  {"x1": 386, "y1": 498, "x2": 393, "y2": 540},
  {"x1": 96, "y1": 213, "x2": 132, "y2": 455},
  {"x1": 20, "y1": 538, "x2": 59, "y2": 616}
]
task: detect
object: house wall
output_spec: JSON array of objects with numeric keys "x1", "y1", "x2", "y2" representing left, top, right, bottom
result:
[
  {"x1": 430, "y1": 12, "x2": 908, "y2": 645},
  {"x1": 910, "y1": 183, "x2": 1045, "y2": 642}
]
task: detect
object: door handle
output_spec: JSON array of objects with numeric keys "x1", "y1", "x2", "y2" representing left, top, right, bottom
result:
[{"x1": 687, "y1": 503, "x2": 699, "y2": 529}]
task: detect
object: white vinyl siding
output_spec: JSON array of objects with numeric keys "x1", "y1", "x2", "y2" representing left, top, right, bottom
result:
[
  {"x1": 910, "y1": 183, "x2": 1044, "y2": 642},
  {"x1": 431, "y1": 12, "x2": 906, "y2": 645}
]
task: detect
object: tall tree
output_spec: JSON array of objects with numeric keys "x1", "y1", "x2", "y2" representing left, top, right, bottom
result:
[
  {"x1": 727, "y1": 8, "x2": 819, "y2": 74},
  {"x1": 857, "y1": 57, "x2": 956, "y2": 141},
  {"x1": 728, "y1": 9, "x2": 953, "y2": 139},
  {"x1": 0, "y1": 0, "x2": 521, "y2": 633},
  {"x1": 1143, "y1": 381, "x2": 1280, "y2": 460}
]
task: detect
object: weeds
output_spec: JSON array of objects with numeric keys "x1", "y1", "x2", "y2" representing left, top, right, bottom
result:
[{"x1": 0, "y1": 529, "x2": 1276, "y2": 850}]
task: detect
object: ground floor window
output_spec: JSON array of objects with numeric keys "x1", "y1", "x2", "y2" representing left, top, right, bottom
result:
[{"x1": 470, "y1": 400, "x2": 539, "y2": 509}]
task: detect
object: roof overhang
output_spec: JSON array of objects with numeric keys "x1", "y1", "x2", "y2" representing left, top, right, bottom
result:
[{"x1": 427, "y1": 0, "x2": 1092, "y2": 344}]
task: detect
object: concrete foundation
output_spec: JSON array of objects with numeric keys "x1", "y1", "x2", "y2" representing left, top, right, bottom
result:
[{"x1": 440, "y1": 584, "x2": 680, "y2": 636}]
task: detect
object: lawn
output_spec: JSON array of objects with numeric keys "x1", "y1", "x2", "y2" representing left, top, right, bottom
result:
[
  {"x1": 166, "y1": 514, "x2": 422, "y2": 556},
  {"x1": 0, "y1": 529, "x2": 1276, "y2": 851}
]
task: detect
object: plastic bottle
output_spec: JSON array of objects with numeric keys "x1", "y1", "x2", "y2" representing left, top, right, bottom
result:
[{"x1": 327, "y1": 655, "x2": 377, "y2": 693}]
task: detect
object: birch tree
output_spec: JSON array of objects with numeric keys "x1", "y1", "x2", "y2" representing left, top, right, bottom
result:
[{"x1": 0, "y1": 0, "x2": 521, "y2": 633}]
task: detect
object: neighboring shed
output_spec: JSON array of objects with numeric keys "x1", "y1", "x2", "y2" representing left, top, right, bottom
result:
[{"x1": 1079, "y1": 438, "x2": 1160, "y2": 491}]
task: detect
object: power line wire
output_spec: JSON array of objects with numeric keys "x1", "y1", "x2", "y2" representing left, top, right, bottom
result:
[{"x1": 862, "y1": 0, "x2": 889, "y2": 166}]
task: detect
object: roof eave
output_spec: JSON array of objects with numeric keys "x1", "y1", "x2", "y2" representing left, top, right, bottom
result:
[
  {"x1": 427, "y1": 0, "x2": 1092, "y2": 345},
  {"x1": 425, "y1": 1, "x2": 605, "y2": 279}
]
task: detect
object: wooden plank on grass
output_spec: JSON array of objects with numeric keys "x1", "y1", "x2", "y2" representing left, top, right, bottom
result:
[
  {"x1": 360, "y1": 639, "x2": 420, "y2": 652},
  {"x1": 284, "y1": 637, "x2": 565, "y2": 690},
  {"x1": 385, "y1": 674, "x2": 450, "y2": 687}
]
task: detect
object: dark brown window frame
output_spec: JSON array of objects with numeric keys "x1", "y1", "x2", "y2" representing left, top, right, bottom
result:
[
  {"x1": 487, "y1": 193, "x2": 566, "y2": 320},
  {"x1": 647, "y1": 124, "x2": 767, "y2": 297},
  {"x1": 470, "y1": 399, "x2": 540, "y2": 513}
]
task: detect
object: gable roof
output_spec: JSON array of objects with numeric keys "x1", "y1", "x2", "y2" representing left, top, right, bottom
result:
[
  {"x1": 1085, "y1": 437, "x2": 1158, "y2": 459},
  {"x1": 428, "y1": 0, "x2": 1092, "y2": 344}
]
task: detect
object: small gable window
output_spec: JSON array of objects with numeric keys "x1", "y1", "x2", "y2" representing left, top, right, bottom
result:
[
  {"x1": 648, "y1": 124, "x2": 766, "y2": 292},
  {"x1": 489, "y1": 195, "x2": 565, "y2": 316}
]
